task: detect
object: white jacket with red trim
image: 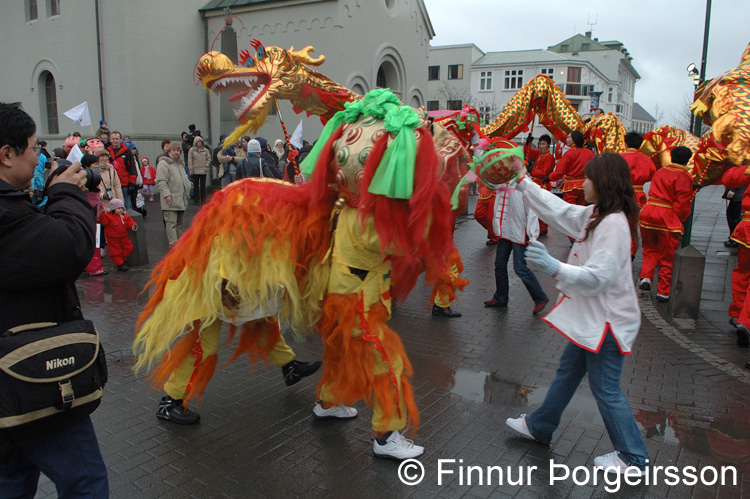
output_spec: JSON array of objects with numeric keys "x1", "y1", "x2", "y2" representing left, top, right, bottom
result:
[
  {"x1": 491, "y1": 183, "x2": 538, "y2": 244},
  {"x1": 516, "y1": 177, "x2": 641, "y2": 353}
]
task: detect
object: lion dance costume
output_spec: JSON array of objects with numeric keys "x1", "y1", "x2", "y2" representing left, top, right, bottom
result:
[{"x1": 134, "y1": 89, "x2": 461, "y2": 440}]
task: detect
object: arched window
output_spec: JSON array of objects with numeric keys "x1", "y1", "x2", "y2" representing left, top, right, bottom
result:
[
  {"x1": 40, "y1": 71, "x2": 59, "y2": 134},
  {"x1": 376, "y1": 67, "x2": 387, "y2": 88}
]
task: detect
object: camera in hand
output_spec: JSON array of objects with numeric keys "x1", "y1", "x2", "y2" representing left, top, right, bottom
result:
[{"x1": 47, "y1": 159, "x2": 102, "y2": 192}]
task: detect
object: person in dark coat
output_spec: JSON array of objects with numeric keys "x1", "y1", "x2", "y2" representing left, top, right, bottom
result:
[
  {"x1": 237, "y1": 139, "x2": 283, "y2": 179},
  {"x1": 0, "y1": 102, "x2": 109, "y2": 497},
  {"x1": 254, "y1": 136, "x2": 279, "y2": 169}
]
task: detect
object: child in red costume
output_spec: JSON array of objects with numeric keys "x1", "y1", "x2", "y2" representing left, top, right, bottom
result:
[
  {"x1": 100, "y1": 198, "x2": 137, "y2": 271},
  {"x1": 638, "y1": 146, "x2": 695, "y2": 301},
  {"x1": 140, "y1": 157, "x2": 156, "y2": 202},
  {"x1": 620, "y1": 132, "x2": 656, "y2": 208},
  {"x1": 721, "y1": 163, "x2": 750, "y2": 346},
  {"x1": 547, "y1": 130, "x2": 594, "y2": 207},
  {"x1": 524, "y1": 134, "x2": 556, "y2": 234}
]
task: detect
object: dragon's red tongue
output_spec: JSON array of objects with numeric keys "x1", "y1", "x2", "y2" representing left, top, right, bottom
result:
[{"x1": 227, "y1": 89, "x2": 251, "y2": 102}]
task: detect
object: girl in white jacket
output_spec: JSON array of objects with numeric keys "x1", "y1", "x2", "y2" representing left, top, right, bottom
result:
[{"x1": 505, "y1": 153, "x2": 649, "y2": 475}]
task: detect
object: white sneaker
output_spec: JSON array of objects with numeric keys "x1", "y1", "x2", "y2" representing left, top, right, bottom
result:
[
  {"x1": 312, "y1": 402, "x2": 358, "y2": 420},
  {"x1": 655, "y1": 294, "x2": 669, "y2": 302},
  {"x1": 638, "y1": 278, "x2": 651, "y2": 291},
  {"x1": 373, "y1": 430, "x2": 424, "y2": 460},
  {"x1": 594, "y1": 451, "x2": 644, "y2": 475},
  {"x1": 505, "y1": 414, "x2": 537, "y2": 440}
]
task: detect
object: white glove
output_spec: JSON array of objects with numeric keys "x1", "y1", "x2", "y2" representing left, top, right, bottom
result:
[{"x1": 525, "y1": 240, "x2": 560, "y2": 276}]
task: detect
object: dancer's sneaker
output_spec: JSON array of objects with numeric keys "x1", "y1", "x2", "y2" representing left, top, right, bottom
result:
[
  {"x1": 373, "y1": 431, "x2": 424, "y2": 460},
  {"x1": 505, "y1": 414, "x2": 536, "y2": 441},
  {"x1": 594, "y1": 451, "x2": 644, "y2": 476},
  {"x1": 156, "y1": 396, "x2": 200, "y2": 425},
  {"x1": 282, "y1": 359, "x2": 322, "y2": 386},
  {"x1": 312, "y1": 402, "x2": 358, "y2": 420}
]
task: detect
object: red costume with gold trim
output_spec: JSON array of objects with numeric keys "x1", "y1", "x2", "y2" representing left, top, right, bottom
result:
[
  {"x1": 620, "y1": 148, "x2": 656, "y2": 208},
  {"x1": 548, "y1": 147, "x2": 594, "y2": 206},
  {"x1": 721, "y1": 166, "x2": 750, "y2": 320},
  {"x1": 524, "y1": 144, "x2": 555, "y2": 233},
  {"x1": 638, "y1": 163, "x2": 694, "y2": 296}
]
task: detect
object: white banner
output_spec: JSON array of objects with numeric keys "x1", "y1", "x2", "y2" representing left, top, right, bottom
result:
[
  {"x1": 63, "y1": 101, "x2": 91, "y2": 128},
  {"x1": 290, "y1": 119, "x2": 303, "y2": 149}
]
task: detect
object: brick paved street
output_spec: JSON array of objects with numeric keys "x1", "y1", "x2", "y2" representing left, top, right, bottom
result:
[{"x1": 34, "y1": 185, "x2": 750, "y2": 498}]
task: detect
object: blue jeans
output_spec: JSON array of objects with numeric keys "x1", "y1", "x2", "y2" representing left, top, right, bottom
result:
[
  {"x1": 525, "y1": 334, "x2": 649, "y2": 469},
  {"x1": 0, "y1": 416, "x2": 109, "y2": 498},
  {"x1": 493, "y1": 238, "x2": 547, "y2": 304}
]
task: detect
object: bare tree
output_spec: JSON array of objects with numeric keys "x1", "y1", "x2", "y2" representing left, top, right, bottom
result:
[
  {"x1": 436, "y1": 81, "x2": 473, "y2": 110},
  {"x1": 652, "y1": 103, "x2": 665, "y2": 126},
  {"x1": 669, "y1": 92, "x2": 695, "y2": 131}
]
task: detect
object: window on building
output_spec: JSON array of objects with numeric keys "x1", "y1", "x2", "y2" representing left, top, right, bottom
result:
[
  {"x1": 26, "y1": 0, "x2": 38, "y2": 21},
  {"x1": 540, "y1": 68, "x2": 554, "y2": 77},
  {"x1": 615, "y1": 104, "x2": 622, "y2": 113},
  {"x1": 376, "y1": 67, "x2": 386, "y2": 88},
  {"x1": 608, "y1": 87, "x2": 613, "y2": 103},
  {"x1": 447, "y1": 100, "x2": 462, "y2": 110},
  {"x1": 581, "y1": 43, "x2": 590, "y2": 51},
  {"x1": 428, "y1": 66, "x2": 439, "y2": 81},
  {"x1": 560, "y1": 44, "x2": 569, "y2": 52},
  {"x1": 567, "y1": 67, "x2": 581, "y2": 82},
  {"x1": 480, "y1": 71, "x2": 492, "y2": 90},
  {"x1": 479, "y1": 105, "x2": 492, "y2": 125},
  {"x1": 426, "y1": 100, "x2": 439, "y2": 111},
  {"x1": 42, "y1": 71, "x2": 59, "y2": 134},
  {"x1": 448, "y1": 64, "x2": 463, "y2": 80},
  {"x1": 49, "y1": 0, "x2": 60, "y2": 16},
  {"x1": 504, "y1": 69, "x2": 523, "y2": 89}
]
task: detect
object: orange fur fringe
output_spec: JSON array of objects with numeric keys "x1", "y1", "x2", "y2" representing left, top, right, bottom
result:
[
  {"x1": 316, "y1": 294, "x2": 420, "y2": 433},
  {"x1": 222, "y1": 318, "x2": 281, "y2": 368},
  {"x1": 428, "y1": 250, "x2": 470, "y2": 304}
]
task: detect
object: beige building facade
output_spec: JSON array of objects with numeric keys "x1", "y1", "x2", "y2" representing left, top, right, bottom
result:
[{"x1": 0, "y1": 0, "x2": 434, "y2": 162}]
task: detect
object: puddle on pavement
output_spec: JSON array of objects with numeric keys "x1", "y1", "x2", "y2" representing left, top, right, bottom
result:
[
  {"x1": 77, "y1": 278, "x2": 145, "y2": 304},
  {"x1": 635, "y1": 408, "x2": 750, "y2": 471},
  {"x1": 449, "y1": 368, "x2": 750, "y2": 471},
  {"x1": 450, "y1": 369, "x2": 600, "y2": 414}
]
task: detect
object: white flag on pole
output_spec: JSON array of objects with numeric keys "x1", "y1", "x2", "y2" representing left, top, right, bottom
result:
[
  {"x1": 290, "y1": 119, "x2": 304, "y2": 149},
  {"x1": 63, "y1": 102, "x2": 91, "y2": 128},
  {"x1": 66, "y1": 144, "x2": 84, "y2": 163}
]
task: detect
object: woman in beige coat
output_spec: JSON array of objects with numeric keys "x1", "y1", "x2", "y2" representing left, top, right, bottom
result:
[
  {"x1": 93, "y1": 148, "x2": 123, "y2": 211},
  {"x1": 188, "y1": 136, "x2": 211, "y2": 205},
  {"x1": 156, "y1": 142, "x2": 193, "y2": 248}
]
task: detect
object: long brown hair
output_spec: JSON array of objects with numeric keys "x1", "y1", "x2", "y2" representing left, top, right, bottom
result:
[{"x1": 582, "y1": 153, "x2": 640, "y2": 249}]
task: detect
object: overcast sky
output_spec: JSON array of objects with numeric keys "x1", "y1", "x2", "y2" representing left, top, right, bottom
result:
[{"x1": 423, "y1": 0, "x2": 749, "y2": 126}]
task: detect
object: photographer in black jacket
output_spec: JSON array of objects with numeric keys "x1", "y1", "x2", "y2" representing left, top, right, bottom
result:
[{"x1": 0, "y1": 102, "x2": 108, "y2": 497}]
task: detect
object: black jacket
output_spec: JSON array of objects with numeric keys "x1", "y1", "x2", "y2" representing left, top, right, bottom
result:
[
  {"x1": 0, "y1": 180, "x2": 96, "y2": 332},
  {"x1": 0, "y1": 180, "x2": 96, "y2": 444},
  {"x1": 237, "y1": 155, "x2": 283, "y2": 180}
]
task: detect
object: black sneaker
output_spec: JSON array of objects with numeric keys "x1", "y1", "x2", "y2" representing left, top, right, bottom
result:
[
  {"x1": 282, "y1": 359, "x2": 322, "y2": 386},
  {"x1": 737, "y1": 325, "x2": 750, "y2": 347},
  {"x1": 156, "y1": 396, "x2": 200, "y2": 425},
  {"x1": 116, "y1": 264, "x2": 129, "y2": 272},
  {"x1": 432, "y1": 304, "x2": 461, "y2": 317}
]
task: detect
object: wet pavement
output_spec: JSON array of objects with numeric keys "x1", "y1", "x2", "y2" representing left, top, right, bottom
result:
[{"x1": 33, "y1": 185, "x2": 750, "y2": 498}]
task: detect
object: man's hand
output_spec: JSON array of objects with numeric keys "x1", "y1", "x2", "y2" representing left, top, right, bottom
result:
[
  {"x1": 165, "y1": 196, "x2": 172, "y2": 205},
  {"x1": 49, "y1": 161, "x2": 86, "y2": 191}
]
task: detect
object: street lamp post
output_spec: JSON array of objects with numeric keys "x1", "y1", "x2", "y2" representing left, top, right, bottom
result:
[{"x1": 681, "y1": 0, "x2": 712, "y2": 249}]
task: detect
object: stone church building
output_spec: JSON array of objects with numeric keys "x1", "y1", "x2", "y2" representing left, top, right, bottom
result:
[{"x1": 0, "y1": 0, "x2": 435, "y2": 161}]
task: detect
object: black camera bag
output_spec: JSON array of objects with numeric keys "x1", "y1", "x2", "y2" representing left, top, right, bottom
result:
[{"x1": 0, "y1": 320, "x2": 107, "y2": 429}]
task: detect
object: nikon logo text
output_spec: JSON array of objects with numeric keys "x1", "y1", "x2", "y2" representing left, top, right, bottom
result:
[{"x1": 46, "y1": 357, "x2": 75, "y2": 370}]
